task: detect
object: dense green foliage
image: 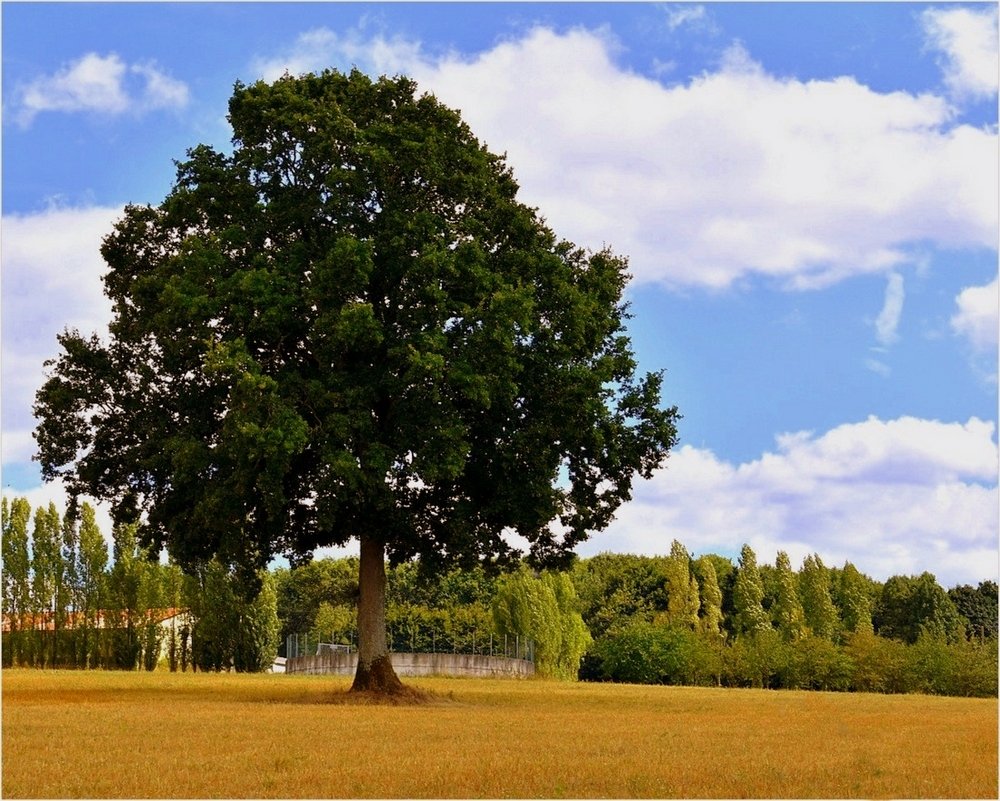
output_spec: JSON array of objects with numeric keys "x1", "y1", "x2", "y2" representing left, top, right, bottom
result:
[
  {"x1": 577, "y1": 547, "x2": 996, "y2": 696},
  {"x1": 272, "y1": 546, "x2": 995, "y2": 696},
  {"x1": 492, "y1": 567, "x2": 591, "y2": 679},
  {"x1": 949, "y1": 581, "x2": 999, "y2": 640}
]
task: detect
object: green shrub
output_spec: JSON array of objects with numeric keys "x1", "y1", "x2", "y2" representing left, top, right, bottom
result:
[
  {"x1": 781, "y1": 635, "x2": 854, "y2": 691},
  {"x1": 594, "y1": 622, "x2": 719, "y2": 686}
]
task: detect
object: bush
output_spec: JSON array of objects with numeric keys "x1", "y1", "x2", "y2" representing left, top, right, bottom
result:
[
  {"x1": 844, "y1": 630, "x2": 912, "y2": 693},
  {"x1": 781, "y1": 635, "x2": 854, "y2": 691},
  {"x1": 906, "y1": 634, "x2": 998, "y2": 697},
  {"x1": 723, "y1": 629, "x2": 788, "y2": 689},
  {"x1": 593, "y1": 623, "x2": 719, "y2": 686}
]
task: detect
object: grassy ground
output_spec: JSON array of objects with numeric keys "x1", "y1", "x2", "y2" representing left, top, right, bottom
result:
[{"x1": 2, "y1": 669, "x2": 996, "y2": 798}]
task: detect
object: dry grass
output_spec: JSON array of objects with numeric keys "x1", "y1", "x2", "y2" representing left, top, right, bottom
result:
[{"x1": 2, "y1": 668, "x2": 996, "y2": 798}]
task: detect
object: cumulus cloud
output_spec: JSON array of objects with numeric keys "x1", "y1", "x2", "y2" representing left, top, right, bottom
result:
[
  {"x1": 13, "y1": 52, "x2": 189, "y2": 126},
  {"x1": 255, "y1": 26, "x2": 997, "y2": 291},
  {"x1": 922, "y1": 5, "x2": 999, "y2": 102},
  {"x1": 1, "y1": 206, "x2": 120, "y2": 464},
  {"x1": 951, "y1": 276, "x2": 999, "y2": 351},
  {"x1": 581, "y1": 416, "x2": 999, "y2": 588}
]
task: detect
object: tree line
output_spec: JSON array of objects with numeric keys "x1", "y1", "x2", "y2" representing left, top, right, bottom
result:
[
  {"x1": 4, "y1": 497, "x2": 996, "y2": 696},
  {"x1": 2, "y1": 498, "x2": 279, "y2": 672},
  {"x1": 276, "y1": 539, "x2": 996, "y2": 695}
]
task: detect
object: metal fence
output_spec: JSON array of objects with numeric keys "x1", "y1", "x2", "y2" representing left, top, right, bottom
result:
[
  {"x1": 285, "y1": 631, "x2": 533, "y2": 662},
  {"x1": 286, "y1": 633, "x2": 349, "y2": 659}
]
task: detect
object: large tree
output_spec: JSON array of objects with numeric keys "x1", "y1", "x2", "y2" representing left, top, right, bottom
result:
[{"x1": 34, "y1": 69, "x2": 679, "y2": 693}]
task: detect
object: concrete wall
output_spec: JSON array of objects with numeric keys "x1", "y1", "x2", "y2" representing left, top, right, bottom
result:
[{"x1": 285, "y1": 651, "x2": 535, "y2": 679}]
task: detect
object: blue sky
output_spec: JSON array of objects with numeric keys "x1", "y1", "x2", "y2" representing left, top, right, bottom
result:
[{"x1": 3, "y1": 2, "x2": 998, "y2": 587}]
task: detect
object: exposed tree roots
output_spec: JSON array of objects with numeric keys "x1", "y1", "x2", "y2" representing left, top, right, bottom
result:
[
  {"x1": 350, "y1": 654, "x2": 405, "y2": 694},
  {"x1": 339, "y1": 685, "x2": 443, "y2": 705}
]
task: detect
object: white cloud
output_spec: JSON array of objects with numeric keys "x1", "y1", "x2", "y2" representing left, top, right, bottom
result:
[
  {"x1": 951, "y1": 276, "x2": 999, "y2": 351},
  {"x1": 864, "y1": 357, "x2": 892, "y2": 378},
  {"x1": 132, "y1": 63, "x2": 190, "y2": 110},
  {"x1": 1, "y1": 206, "x2": 121, "y2": 464},
  {"x1": 254, "y1": 29, "x2": 424, "y2": 84},
  {"x1": 922, "y1": 5, "x2": 999, "y2": 102},
  {"x1": 14, "y1": 53, "x2": 189, "y2": 126},
  {"x1": 663, "y1": 5, "x2": 708, "y2": 32},
  {"x1": 256, "y1": 27, "x2": 997, "y2": 291},
  {"x1": 581, "y1": 416, "x2": 999, "y2": 588},
  {"x1": 875, "y1": 272, "x2": 906, "y2": 346}
]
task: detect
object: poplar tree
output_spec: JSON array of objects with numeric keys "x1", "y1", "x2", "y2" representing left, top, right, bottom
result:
[
  {"x1": 837, "y1": 561, "x2": 874, "y2": 635},
  {"x1": 56, "y1": 508, "x2": 80, "y2": 665},
  {"x1": 76, "y1": 503, "x2": 109, "y2": 667},
  {"x1": 771, "y1": 551, "x2": 807, "y2": 641},
  {"x1": 162, "y1": 560, "x2": 186, "y2": 671},
  {"x1": 106, "y1": 522, "x2": 148, "y2": 669},
  {"x1": 2, "y1": 498, "x2": 33, "y2": 666},
  {"x1": 30, "y1": 503, "x2": 62, "y2": 666},
  {"x1": 799, "y1": 554, "x2": 838, "y2": 640},
  {"x1": 733, "y1": 544, "x2": 770, "y2": 636},
  {"x1": 33, "y1": 69, "x2": 679, "y2": 693},
  {"x1": 663, "y1": 540, "x2": 699, "y2": 629},
  {"x1": 693, "y1": 555, "x2": 724, "y2": 639}
]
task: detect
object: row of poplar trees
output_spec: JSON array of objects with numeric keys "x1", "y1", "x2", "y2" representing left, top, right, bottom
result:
[
  {"x1": 573, "y1": 541, "x2": 997, "y2": 696},
  {"x1": 1, "y1": 498, "x2": 279, "y2": 672}
]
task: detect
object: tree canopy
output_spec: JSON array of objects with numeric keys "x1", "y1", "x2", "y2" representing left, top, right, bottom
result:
[{"x1": 33, "y1": 69, "x2": 679, "y2": 691}]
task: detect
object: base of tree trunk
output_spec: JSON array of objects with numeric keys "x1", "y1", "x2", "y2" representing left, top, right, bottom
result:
[{"x1": 350, "y1": 654, "x2": 407, "y2": 695}]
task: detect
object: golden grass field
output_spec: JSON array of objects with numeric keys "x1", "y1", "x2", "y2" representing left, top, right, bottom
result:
[{"x1": 2, "y1": 668, "x2": 996, "y2": 799}]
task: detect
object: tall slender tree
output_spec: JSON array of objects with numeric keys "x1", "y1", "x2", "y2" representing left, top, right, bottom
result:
[
  {"x1": 732, "y1": 544, "x2": 770, "y2": 636},
  {"x1": 76, "y1": 502, "x2": 109, "y2": 667},
  {"x1": 837, "y1": 561, "x2": 874, "y2": 635},
  {"x1": 799, "y1": 554, "x2": 839, "y2": 640},
  {"x1": 30, "y1": 503, "x2": 62, "y2": 666},
  {"x1": 2, "y1": 498, "x2": 33, "y2": 666},
  {"x1": 693, "y1": 555, "x2": 724, "y2": 639},
  {"x1": 33, "y1": 69, "x2": 679, "y2": 693},
  {"x1": 56, "y1": 507, "x2": 81, "y2": 665},
  {"x1": 663, "y1": 540, "x2": 700, "y2": 629},
  {"x1": 771, "y1": 551, "x2": 806, "y2": 641}
]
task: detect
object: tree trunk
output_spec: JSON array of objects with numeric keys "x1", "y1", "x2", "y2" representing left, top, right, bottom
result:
[{"x1": 351, "y1": 536, "x2": 405, "y2": 694}]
